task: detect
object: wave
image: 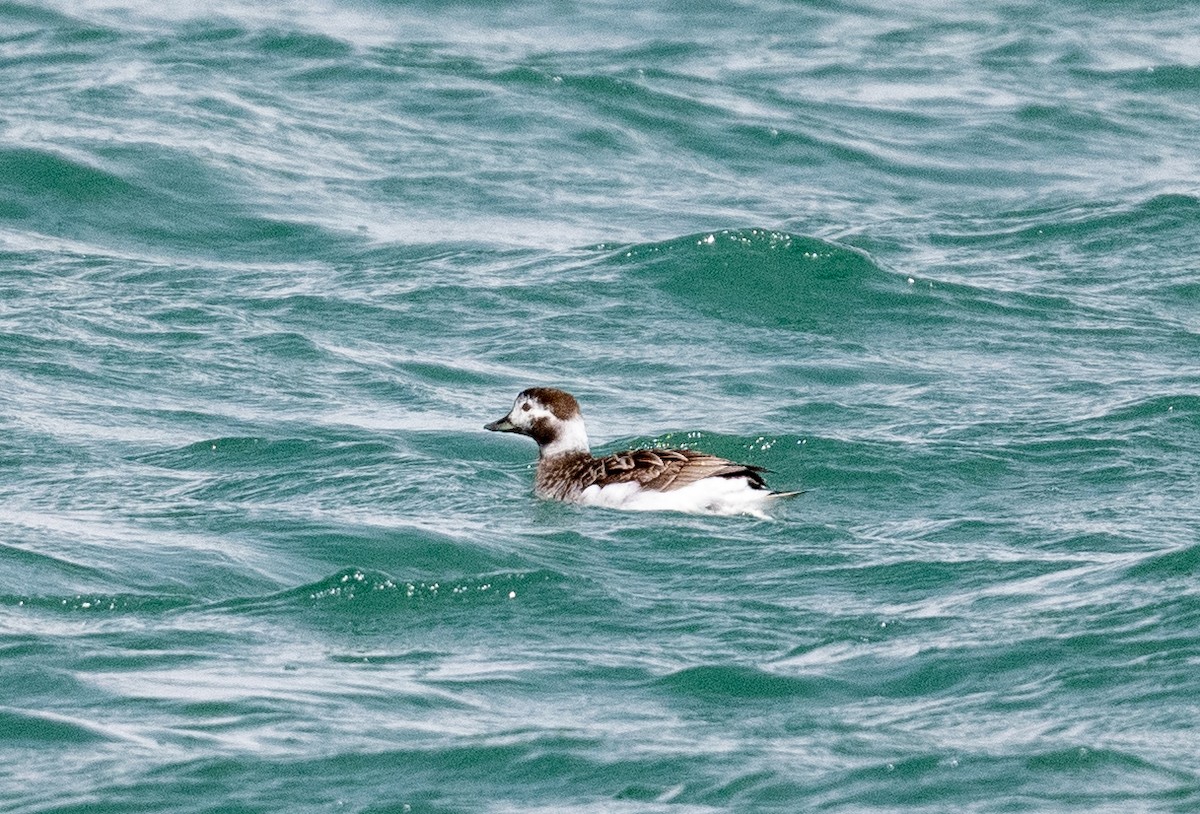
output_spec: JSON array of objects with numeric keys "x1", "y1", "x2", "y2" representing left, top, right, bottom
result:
[
  {"x1": 0, "y1": 146, "x2": 131, "y2": 209},
  {"x1": 655, "y1": 663, "x2": 850, "y2": 702},
  {"x1": 928, "y1": 194, "x2": 1200, "y2": 254},
  {"x1": 605, "y1": 228, "x2": 900, "y2": 332},
  {"x1": 824, "y1": 745, "x2": 1194, "y2": 811},
  {"x1": 134, "y1": 436, "x2": 395, "y2": 471},
  {"x1": 0, "y1": 143, "x2": 343, "y2": 259},
  {"x1": 0, "y1": 706, "x2": 120, "y2": 745},
  {"x1": 601, "y1": 223, "x2": 1158, "y2": 348},
  {"x1": 0, "y1": 590, "x2": 192, "y2": 614},
  {"x1": 1072, "y1": 63, "x2": 1200, "y2": 93},
  {"x1": 1127, "y1": 544, "x2": 1200, "y2": 579},
  {"x1": 206, "y1": 566, "x2": 566, "y2": 617},
  {"x1": 988, "y1": 393, "x2": 1200, "y2": 475},
  {"x1": 2, "y1": 565, "x2": 566, "y2": 624}
]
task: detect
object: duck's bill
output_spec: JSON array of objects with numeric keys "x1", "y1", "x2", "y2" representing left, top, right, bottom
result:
[{"x1": 484, "y1": 415, "x2": 517, "y2": 432}]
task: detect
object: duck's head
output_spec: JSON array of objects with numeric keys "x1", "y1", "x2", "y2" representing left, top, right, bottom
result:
[{"x1": 485, "y1": 387, "x2": 590, "y2": 457}]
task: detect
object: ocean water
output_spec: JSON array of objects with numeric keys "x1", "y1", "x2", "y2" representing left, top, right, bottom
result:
[{"x1": 3, "y1": 0, "x2": 1200, "y2": 810}]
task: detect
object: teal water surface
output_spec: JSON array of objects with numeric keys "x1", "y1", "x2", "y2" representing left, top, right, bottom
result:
[{"x1": 3, "y1": 1, "x2": 1200, "y2": 812}]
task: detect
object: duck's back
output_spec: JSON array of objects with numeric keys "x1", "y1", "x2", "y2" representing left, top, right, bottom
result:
[{"x1": 534, "y1": 447, "x2": 772, "y2": 510}]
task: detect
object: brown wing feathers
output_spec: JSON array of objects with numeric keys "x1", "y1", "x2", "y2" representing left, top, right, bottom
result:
[{"x1": 586, "y1": 448, "x2": 769, "y2": 492}]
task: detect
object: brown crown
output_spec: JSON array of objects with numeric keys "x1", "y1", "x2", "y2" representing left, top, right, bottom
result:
[{"x1": 519, "y1": 387, "x2": 582, "y2": 421}]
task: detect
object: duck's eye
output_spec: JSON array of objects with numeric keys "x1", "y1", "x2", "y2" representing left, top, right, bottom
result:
[{"x1": 521, "y1": 403, "x2": 531, "y2": 412}]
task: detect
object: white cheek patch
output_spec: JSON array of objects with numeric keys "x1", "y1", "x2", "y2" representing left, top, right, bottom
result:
[{"x1": 512, "y1": 402, "x2": 546, "y2": 431}]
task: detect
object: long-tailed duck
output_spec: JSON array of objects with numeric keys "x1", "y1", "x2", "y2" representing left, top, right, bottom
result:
[{"x1": 484, "y1": 387, "x2": 800, "y2": 518}]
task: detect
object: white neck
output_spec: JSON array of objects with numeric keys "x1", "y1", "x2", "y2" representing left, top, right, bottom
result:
[{"x1": 539, "y1": 417, "x2": 590, "y2": 458}]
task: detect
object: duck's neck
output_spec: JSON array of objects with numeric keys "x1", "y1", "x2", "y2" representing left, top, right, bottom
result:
[{"x1": 538, "y1": 417, "x2": 591, "y2": 460}]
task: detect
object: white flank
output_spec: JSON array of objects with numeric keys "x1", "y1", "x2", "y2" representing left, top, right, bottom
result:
[{"x1": 578, "y1": 476, "x2": 776, "y2": 519}]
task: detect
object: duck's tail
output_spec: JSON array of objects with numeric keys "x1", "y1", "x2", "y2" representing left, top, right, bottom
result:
[{"x1": 769, "y1": 489, "x2": 806, "y2": 499}]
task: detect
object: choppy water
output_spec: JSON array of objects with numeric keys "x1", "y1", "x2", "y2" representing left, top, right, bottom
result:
[{"x1": 3, "y1": 1, "x2": 1200, "y2": 811}]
